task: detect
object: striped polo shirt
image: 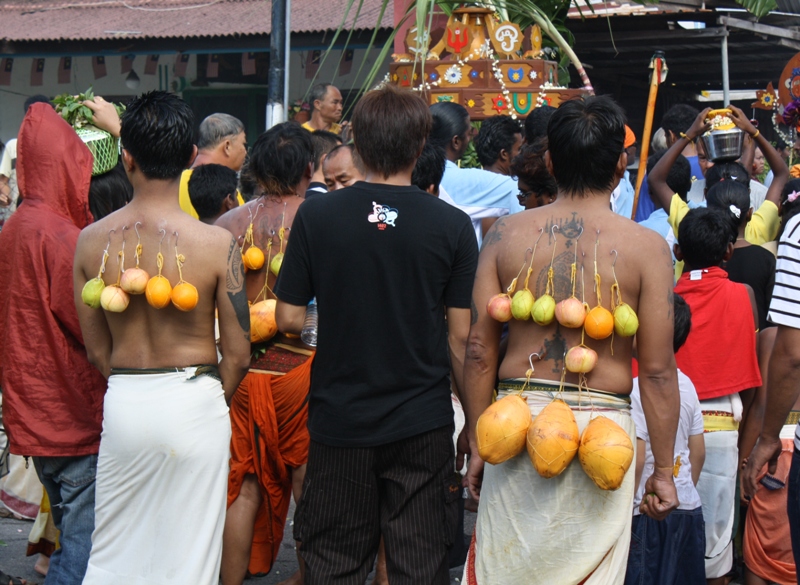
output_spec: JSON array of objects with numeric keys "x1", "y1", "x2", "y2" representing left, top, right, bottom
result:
[{"x1": 767, "y1": 213, "x2": 800, "y2": 449}]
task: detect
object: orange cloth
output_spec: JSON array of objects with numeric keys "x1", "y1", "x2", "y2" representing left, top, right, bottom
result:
[
  {"x1": 743, "y1": 438, "x2": 797, "y2": 585},
  {"x1": 227, "y1": 354, "x2": 314, "y2": 576}
]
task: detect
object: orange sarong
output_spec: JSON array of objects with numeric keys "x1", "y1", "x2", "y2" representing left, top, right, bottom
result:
[
  {"x1": 227, "y1": 349, "x2": 314, "y2": 576},
  {"x1": 743, "y1": 436, "x2": 797, "y2": 585}
]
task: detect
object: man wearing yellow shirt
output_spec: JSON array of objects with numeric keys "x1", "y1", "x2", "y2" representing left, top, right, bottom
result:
[
  {"x1": 179, "y1": 113, "x2": 248, "y2": 218},
  {"x1": 649, "y1": 105, "x2": 788, "y2": 251},
  {"x1": 301, "y1": 83, "x2": 346, "y2": 136}
]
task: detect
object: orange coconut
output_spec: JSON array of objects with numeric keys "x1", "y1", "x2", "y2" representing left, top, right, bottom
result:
[
  {"x1": 243, "y1": 246, "x2": 265, "y2": 271},
  {"x1": 584, "y1": 306, "x2": 614, "y2": 340},
  {"x1": 250, "y1": 299, "x2": 278, "y2": 343},
  {"x1": 171, "y1": 282, "x2": 199, "y2": 312},
  {"x1": 527, "y1": 399, "x2": 579, "y2": 478},
  {"x1": 578, "y1": 416, "x2": 634, "y2": 491},
  {"x1": 476, "y1": 395, "x2": 532, "y2": 465},
  {"x1": 145, "y1": 275, "x2": 172, "y2": 309}
]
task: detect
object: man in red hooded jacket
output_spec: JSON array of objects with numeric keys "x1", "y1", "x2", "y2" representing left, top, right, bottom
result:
[{"x1": 0, "y1": 103, "x2": 107, "y2": 585}]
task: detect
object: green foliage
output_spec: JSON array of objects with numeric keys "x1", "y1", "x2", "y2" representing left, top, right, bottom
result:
[
  {"x1": 460, "y1": 121, "x2": 482, "y2": 169},
  {"x1": 52, "y1": 88, "x2": 125, "y2": 130},
  {"x1": 734, "y1": 0, "x2": 777, "y2": 18}
]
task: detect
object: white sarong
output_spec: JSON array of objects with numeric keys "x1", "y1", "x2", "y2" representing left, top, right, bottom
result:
[
  {"x1": 82, "y1": 369, "x2": 231, "y2": 585},
  {"x1": 464, "y1": 383, "x2": 635, "y2": 585},
  {"x1": 696, "y1": 394, "x2": 741, "y2": 580}
]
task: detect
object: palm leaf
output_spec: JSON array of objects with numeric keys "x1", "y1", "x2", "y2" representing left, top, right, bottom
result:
[{"x1": 734, "y1": 0, "x2": 777, "y2": 17}]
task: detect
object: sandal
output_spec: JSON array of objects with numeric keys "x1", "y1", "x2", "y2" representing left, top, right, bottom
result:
[{"x1": 0, "y1": 569, "x2": 29, "y2": 585}]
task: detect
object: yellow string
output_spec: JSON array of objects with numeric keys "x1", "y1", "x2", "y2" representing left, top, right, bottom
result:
[
  {"x1": 175, "y1": 252, "x2": 186, "y2": 284},
  {"x1": 156, "y1": 252, "x2": 164, "y2": 277},
  {"x1": 135, "y1": 243, "x2": 143, "y2": 268},
  {"x1": 115, "y1": 251, "x2": 124, "y2": 286},
  {"x1": 570, "y1": 262, "x2": 577, "y2": 297},
  {"x1": 96, "y1": 250, "x2": 109, "y2": 279}
]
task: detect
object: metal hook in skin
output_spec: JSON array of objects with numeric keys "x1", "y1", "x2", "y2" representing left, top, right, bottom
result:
[
  {"x1": 121, "y1": 225, "x2": 129, "y2": 251},
  {"x1": 104, "y1": 228, "x2": 116, "y2": 252},
  {"x1": 173, "y1": 231, "x2": 180, "y2": 249},
  {"x1": 134, "y1": 221, "x2": 143, "y2": 241},
  {"x1": 551, "y1": 224, "x2": 560, "y2": 239},
  {"x1": 610, "y1": 249, "x2": 619, "y2": 267},
  {"x1": 159, "y1": 228, "x2": 167, "y2": 245},
  {"x1": 528, "y1": 350, "x2": 545, "y2": 373}
]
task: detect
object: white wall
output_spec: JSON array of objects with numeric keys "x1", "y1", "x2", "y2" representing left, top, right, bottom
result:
[{"x1": 0, "y1": 46, "x2": 390, "y2": 144}]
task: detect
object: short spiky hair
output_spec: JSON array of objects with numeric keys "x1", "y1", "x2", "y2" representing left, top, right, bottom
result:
[
  {"x1": 547, "y1": 95, "x2": 626, "y2": 197},
  {"x1": 352, "y1": 85, "x2": 431, "y2": 179},
  {"x1": 121, "y1": 91, "x2": 195, "y2": 180},
  {"x1": 249, "y1": 122, "x2": 313, "y2": 195},
  {"x1": 677, "y1": 207, "x2": 735, "y2": 269},
  {"x1": 474, "y1": 116, "x2": 522, "y2": 167},
  {"x1": 661, "y1": 104, "x2": 699, "y2": 137}
]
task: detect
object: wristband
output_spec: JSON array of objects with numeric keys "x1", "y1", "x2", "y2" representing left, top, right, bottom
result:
[
  {"x1": 751, "y1": 129, "x2": 760, "y2": 139},
  {"x1": 679, "y1": 132, "x2": 692, "y2": 141}
]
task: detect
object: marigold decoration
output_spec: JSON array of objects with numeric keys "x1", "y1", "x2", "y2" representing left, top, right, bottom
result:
[
  {"x1": 120, "y1": 222, "x2": 150, "y2": 295},
  {"x1": 578, "y1": 415, "x2": 634, "y2": 491},
  {"x1": 171, "y1": 231, "x2": 199, "y2": 312},
  {"x1": 81, "y1": 229, "x2": 112, "y2": 308},
  {"x1": 531, "y1": 225, "x2": 558, "y2": 325},
  {"x1": 146, "y1": 229, "x2": 172, "y2": 309}
]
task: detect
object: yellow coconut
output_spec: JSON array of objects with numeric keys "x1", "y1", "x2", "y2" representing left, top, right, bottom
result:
[
  {"x1": 526, "y1": 399, "x2": 579, "y2": 478},
  {"x1": 531, "y1": 294, "x2": 556, "y2": 326},
  {"x1": 613, "y1": 303, "x2": 639, "y2": 337},
  {"x1": 578, "y1": 416, "x2": 634, "y2": 490},
  {"x1": 476, "y1": 395, "x2": 532, "y2": 465},
  {"x1": 511, "y1": 290, "x2": 534, "y2": 321}
]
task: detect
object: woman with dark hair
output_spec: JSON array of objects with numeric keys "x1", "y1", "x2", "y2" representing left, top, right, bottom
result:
[
  {"x1": 707, "y1": 180, "x2": 775, "y2": 330},
  {"x1": 509, "y1": 139, "x2": 556, "y2": 210},
  {"x1": 88, "y1": 162, "x2": 132, "y2": 221},
  {"x1": 779, "y1": 178, "x2": 800, "y2": 239},
  {"x1": 429, "y1": 102, "x2": 522, "y2": 245}
]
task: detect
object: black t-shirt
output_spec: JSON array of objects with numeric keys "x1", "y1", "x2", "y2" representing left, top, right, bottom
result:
[
  {"x1": 723, "y1": 245, "x2": 775, "y2": 331},
  {"x1": 275, "y1": 182, "x2": 478, "y2": 447}
]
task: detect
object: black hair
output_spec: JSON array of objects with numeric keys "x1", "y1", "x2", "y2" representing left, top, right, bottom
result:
[
  {"x1": 24, "y1": 94, "x2": 51, "y2": 112},
  {"x1": 705, "y1": 162, "x2": 750, "y2": 192},
  {"x1": 523, "y1": 105, "x2": 556, "y2": 143},
  {"x1": 780, "y1": 178, "x2": 800, "y2": 238},
  {"x1": 324, "y1": 144, "x2": 366, "y2": 175},
  {"x1": 249, "y1": 122, "x2": 313, "y2": 195},
  {"x1": 474, "y1": 116, "x2": 522, "y2": 167},
  {"x1": 310, "y1": 129, "x2": 342, "y2": 171},
  {"x1": 120, "y1": 91, "x2": 195, "y2": 180},
  {"x1": 646, "y1": 149, "x2": 692, "y2": 201},
  {"x1": 237, "y1": 161, "x2": 259, "y2": 201},
  {"x1": 510, "y1": 138, "x2": 557, "y2": 199},
  {"x1": 411, "y1": 142, "x2": 446, "y2": 193},
  {"x1": 661, "y1": 104, "x2": 699, "y2": 137},
  {"x1": 429, "y1": 102, "x2": 471, "y2": 149},
  {"x1": 707, "y1": 180, "x2": 751, "y2": 229},
  {"x1": 677, "y1": 207, "x2": 735, "y2": 269},
  {"x1": 547, "y1": 95, "x2": 625, "y2": 197},
  {"x1": 88, "y1": 162, "x2": 132, "y2": 220},
  {"x1": 673, "y1": 293, "x2": 692, "y2": 353},
  {"x1": 188, "y1": 163, "x2": 238, "y2": 221}
]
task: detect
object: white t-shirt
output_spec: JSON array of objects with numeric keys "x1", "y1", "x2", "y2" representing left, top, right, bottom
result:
[
  {"x1": 631, "y1": 369, "x2": 704, "y2": 513},
  {"x1": 767, "y1": 214, "x2": 800, "y2": 449},
  {"x1": 688, "y1": 177, "x2": 767, "y2": 211}
]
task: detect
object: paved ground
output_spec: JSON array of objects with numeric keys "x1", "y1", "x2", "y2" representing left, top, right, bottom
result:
[{"x1": 0, "y1": 503, "x2": 476, "y2": 584}]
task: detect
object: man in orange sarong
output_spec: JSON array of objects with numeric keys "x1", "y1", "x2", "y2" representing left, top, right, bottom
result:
[{"x1": 215, "y1": 122, "x2": 315, "y2": 585}]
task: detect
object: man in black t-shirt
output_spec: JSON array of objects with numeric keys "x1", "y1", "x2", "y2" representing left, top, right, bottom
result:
[{"x1": 275, "y1": 85, "x2": 478, "y2": 585}]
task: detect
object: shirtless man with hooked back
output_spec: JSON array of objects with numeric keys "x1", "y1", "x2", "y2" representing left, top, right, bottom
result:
[
  {"x1": 214, "y1": 122, "x2": 314, "y2": 585},
  {"x1": 461, "y1": 96, "x2": 681, "y2": 585},
  {"x1": 73, "y1": 91, "x2": 251, "y2": 585}
]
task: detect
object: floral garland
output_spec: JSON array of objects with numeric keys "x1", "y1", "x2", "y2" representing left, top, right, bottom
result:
[{"x1": 772, "y1": 96, "x2": 796, "y2": 148}]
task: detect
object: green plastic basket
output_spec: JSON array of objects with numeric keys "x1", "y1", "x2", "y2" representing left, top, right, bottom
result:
[{"x1": 76, "y1": 125, "x2": 120, "y2": 176}]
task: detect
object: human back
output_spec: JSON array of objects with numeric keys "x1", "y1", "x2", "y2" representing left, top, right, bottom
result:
[{"x1": 74, "y1": 91, "x2": 248, "y2": 374}]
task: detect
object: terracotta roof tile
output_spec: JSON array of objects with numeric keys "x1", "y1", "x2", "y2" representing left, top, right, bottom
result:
[{"x1": 0, "y1": 0, "x2": 393, "y2": 41}]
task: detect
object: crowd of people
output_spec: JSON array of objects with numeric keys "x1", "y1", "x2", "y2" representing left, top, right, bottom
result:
[{"x1": 0, "y1": 78, "x2": 798, "y2": 585}]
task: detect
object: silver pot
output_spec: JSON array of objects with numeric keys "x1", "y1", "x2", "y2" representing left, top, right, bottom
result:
[{"x1": 701, "y1": 128, "x2": 744, "y2": 162}]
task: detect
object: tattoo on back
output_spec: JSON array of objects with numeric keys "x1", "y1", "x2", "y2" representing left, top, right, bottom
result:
[
  {"x1": 226, "y1": 238, "x2": 250, "y2": 334},
  {"x1": 535, "y1": 213, "x2": 586, "y2": 298},
  {"x1": 543, "y1": 326, "x2": 567, "y2": 373},
  {"x1": 481, "y1": 218, "x2": 506, "y2": 251}
]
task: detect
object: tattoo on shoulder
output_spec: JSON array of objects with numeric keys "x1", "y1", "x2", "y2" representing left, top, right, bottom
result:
[
  {"x1": 225, "y1": 238, "x2": 250, "y2": 334},
  {"x1": 481, "y1": 218, "x2": 506, "y2": 251},
  {"x1": 471, "y1": 298, "x2": 479, "y2": 325},
  {"x1": 667, "y1": 287, "x2": 674, "y2": 321}
]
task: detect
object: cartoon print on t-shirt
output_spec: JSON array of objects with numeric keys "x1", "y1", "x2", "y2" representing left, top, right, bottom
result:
[{"x1": 368, "y1": 201, "x2": 398, "y2": 230}]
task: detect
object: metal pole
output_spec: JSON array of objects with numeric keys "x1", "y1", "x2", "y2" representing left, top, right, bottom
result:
[
  {"x1": 721, "y1": 27, "x2": 730, "y2": 105},
  {"x1": 266, "y1": 0, "x2": 287, "y2": 129},
  {"x1": 283, "y1": 0, "x2": 291, "y2": 116}
]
